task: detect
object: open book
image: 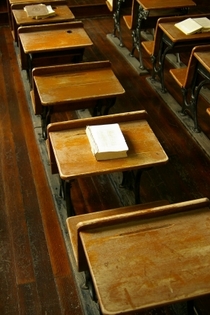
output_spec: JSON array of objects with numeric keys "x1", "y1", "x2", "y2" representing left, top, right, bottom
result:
[
  {"x1": 24, "y1": 4, "x2": 56, "y2": 20},
  {"x1": 86, "y1": 123, "x2": 129, "y2": 161},
  {"x1": 175, "y1": 17, "x2": 210, "y2": 35}
]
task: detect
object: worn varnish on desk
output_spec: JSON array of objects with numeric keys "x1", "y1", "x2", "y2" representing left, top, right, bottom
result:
[
  {"x1": 48, "y1": 111, "x2": 168, "y2": 179},
  {"x1": 79, "y1": 199, "x2": 210, "y2": 315}
]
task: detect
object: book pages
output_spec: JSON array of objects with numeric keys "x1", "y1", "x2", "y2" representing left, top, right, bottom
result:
[{"x1": 86, "y1": 123, "x2": 129, "y2": 160}]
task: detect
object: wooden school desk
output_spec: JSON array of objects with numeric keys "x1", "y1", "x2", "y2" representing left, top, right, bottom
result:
[
  {"x1": 31, "y1": 60, "x2": 125, "y2": 138},
  {"x1": 152, "y1": 14, "x2": 210, "y2": 92},
  {"x1": 47, "y1": 110, "x2": 168, "y2": 216},
  {"x1": 125, "y1": 0, "x2": 196, "y2": 69},
  {"x1": 11, "y1": 2, "x2": 75, "y2": 42},
  {"x1": 7, "y1": 0, "x2": 64, "y2": 29},
  {"x1": 67, "y1": 197, "x2": 210, "y2": 315},
  {"x1": 18, "y1": 21, "x2": 93, "y2": 77}
]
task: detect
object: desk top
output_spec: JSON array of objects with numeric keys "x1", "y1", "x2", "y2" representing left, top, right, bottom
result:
[
  {"x1": 136, "y1": 0, "x2": 196, "y2": 10},
  {"x1": 79, "y1": 199, "x2": 210, "y2": 315},
  {"x1": 33, "y1": 61, "x2": 125, "y2": 106},
  {"x1": 9, "y1": 0, "x2": 64, "y2": 4},
  {"x1": 194, "y1": 49, "x2": 210, "y2": 72},
  {"x1": 12, "y1": 5, "x2": 75, "y2": 25},
  {"x1": 18, "y1": 22, "x2": 93, "y2": 53},
  {"x1": 159, "y1": 14, "x2": 210, "y2": 43},
  {"x1": 48, "y1": 111, "x2": 168, "y2": 180}
]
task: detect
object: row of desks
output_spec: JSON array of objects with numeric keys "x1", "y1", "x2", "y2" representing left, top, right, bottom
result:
[
  {"x1": 107, "y1": 0, "x2": 196, "y2": 68},
  {"x1": 8, "y1": 0, "x2": 169, "y2": 219},
  {"x1": 7, "y1": 1, "x2": 210, "y2": 314}
]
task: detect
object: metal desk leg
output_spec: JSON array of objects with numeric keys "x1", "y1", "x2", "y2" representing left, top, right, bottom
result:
[
  {"x1": 131, "y1": 6, "x2": 149, "y2": 69},
  {"x1": 41, "y1": 106, "x2": 51, "y2": 140},
  {"x1": 120, "y1": 169, "x2": 148, "y2": 204},
  {"x1": 93, "y1": 97, "x2": 116, "y2": 116},
  {"x1": 60, "y1": 178, "x2": 75, "y2": 217},
  {"x1": 113, "y1": 0, "x2": 125, "y2": 46},
  {"x1": 82, "y1": 270, "x2": 97, "y2": 302},
  {"x1": 187, "y1": 300, "x2": 194, "y2": 315}
]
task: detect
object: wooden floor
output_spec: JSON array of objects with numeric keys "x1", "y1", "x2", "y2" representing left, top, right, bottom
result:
[{"x1": 1, "y1": 2, "x2": 210, "y2": 314}]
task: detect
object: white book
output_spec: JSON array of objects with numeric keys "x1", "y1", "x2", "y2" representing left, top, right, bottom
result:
[
  {"x1": 24, "y1": 4, "x2": 56, "y2": 20},
  {"x1": 193, "y1": 17, "x2": 210, "y2": 32},
  {"x1": 86, "y1": 123, "x2": 129, "y2": 161},
  {"x1": 175, "y1": 17, "x2": 210, "y2": 35}
]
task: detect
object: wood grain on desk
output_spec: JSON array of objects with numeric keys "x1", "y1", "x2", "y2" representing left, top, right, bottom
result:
[
  {"x1": 33, "y1": 61, "x2": 125, "y2": 106},
  {"x1": 79, "y1": 199, "x2": 210, "y2": 314},
  {"x1": 18, "y1": 22, "x2": 93, "y2": 53},
  {"x1": 12, "y1": 5, "x2": 75, "y2": 25},
  {"x1": 48, "y1": 111, "x2": 168, "y2": 180},
  {"x1": 159, "y1": 14, "x2": 210, "y2": 43},
  {"x1": 136, "y1": 0, "x2": 196, "y2": 10}
]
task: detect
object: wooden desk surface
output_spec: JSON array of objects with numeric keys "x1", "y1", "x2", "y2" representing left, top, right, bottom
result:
[
  {"x1": 159, "y1": 15, "x2": 210, "y2": 43},
  {"x1": 48, "y1": 111, "x2": 168, "y2": 180},
  {"x1": 9, "y1": 0, "x2": 63, "y2": 4},
  {"x1": 136, "y1": 0, "x2": 196, "y2": 10},
  {"x1": 194, "y1": 49, "x2": 210, "y2": 72},
  {"x1": 79, "y1": 199, "x2": 210, "y2": 315},
  {"x1": 33, "y1": 61, "x2": 125, "y2": 106},
  {"x1": 18, "y1": 22, "x2": 93, "y2": 54},
  {"x1": 12, "y1": 5, "x2": 75, "y2": 25}
]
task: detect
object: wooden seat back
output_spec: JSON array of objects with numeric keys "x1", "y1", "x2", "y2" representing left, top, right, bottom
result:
[
  {"x1": 66, "y1": 200, "x2": 170, "y2": 271},
  {"x1": 142, "y1": 16, "x2": 180, "y2": 58},
  {"x1": 66, "y1": 198, "x2": 210, "y2": 272},
  {"x1": 106, "y1": 0, "x2": 132, "y2": 13},
  {"x1": 105, "y1": 0, "x2": 116, "y2": 12},
  {"x1": 170, "y1": 45, "x2": 210, "y2": 89},
  {"x1": 18, "y1": 20, "x2": 83, "y2": 34},
  {"x1": 123, "y1": 0, "x2": 139, "y2": 30}
]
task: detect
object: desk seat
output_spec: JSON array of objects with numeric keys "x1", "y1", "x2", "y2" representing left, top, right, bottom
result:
[
  {"x1": 31, "y1": 61, "x2": 125, "y2": 138},
  {"x1": 66, "y1": 197, "x2": 210, "y2": 315}
]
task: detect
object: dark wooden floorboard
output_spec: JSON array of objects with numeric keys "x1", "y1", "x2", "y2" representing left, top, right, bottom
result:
[
  {"x1": 0, "y1": 26, "x2": 83, "y2": 315},
  {"x1": 1, "y1": 1, "x2": 210, "y2": 313}
]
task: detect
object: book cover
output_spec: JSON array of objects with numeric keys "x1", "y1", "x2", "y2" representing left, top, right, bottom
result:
[
  {"x1": 24, "y1": 4, "x2": 56, "y2": 19},
  {"x1": 175, "y1": 18, "x2": 202, "y2": 35},
  {"x1": 193, "y1": 17, "x2": 210, "y2": 32},
  {"x1": 86, "y1": 123, "x2": 129, "y2": 161},
  {"x1": 175, "y1": 17, "x2": 210, "y2": 35}
]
